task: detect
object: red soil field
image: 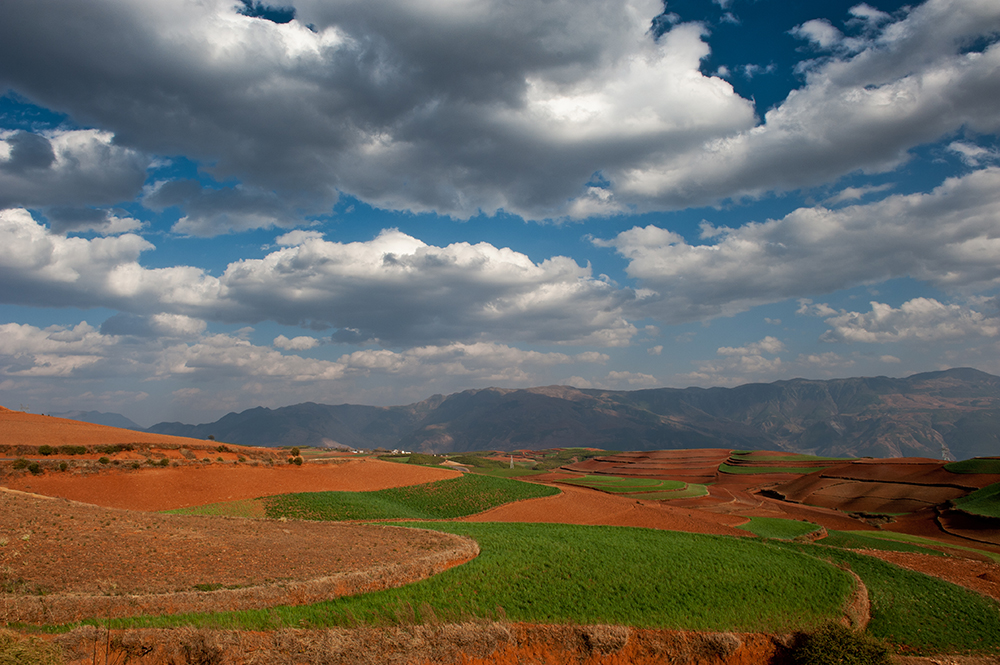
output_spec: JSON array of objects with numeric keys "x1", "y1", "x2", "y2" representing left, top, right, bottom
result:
[
  {"x1": 0, "y1": 406, "x2": 232, "y2": 450},
  {"x1": 460, "y1": 483, "x2": 749, "y2": 536},
  {"x1": 2, "y1": 457, "x2": 460, "y2": 511}
]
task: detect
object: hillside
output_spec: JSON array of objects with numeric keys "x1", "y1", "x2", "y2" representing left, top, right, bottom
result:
[{"x1": 144, "y1": 368, "x2": 1000, "y2": 459}]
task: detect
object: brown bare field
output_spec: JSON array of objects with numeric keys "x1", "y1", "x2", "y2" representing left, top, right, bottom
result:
[
  {"x1": 2, "y1": 457, "x2": 460, "y2": 511},
  {"x1": 460, "y1": 482, "x2": 750, "y2": 536},
  {"x1": 0, "y1": 488, "x2": 476, "y2": 624}
]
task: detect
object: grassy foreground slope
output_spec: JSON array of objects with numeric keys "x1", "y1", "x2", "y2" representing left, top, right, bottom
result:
[
  {"x1": 774, "y1": 540, "x2": 1000, "y2": 654},
  {"x1": 98, "y1": 523, "x2": 853, "y2": 634}
]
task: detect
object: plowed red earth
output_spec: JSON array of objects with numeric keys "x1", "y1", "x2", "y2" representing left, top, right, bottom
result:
[
  {"x1": 0, "y1": 407, "x2": 231, "y2": 449},
  {"x1": 3, "y1": 458, "x2": 460, "y2": 511},
  {"x1": 460, "y1": 483, "x2": 749, "y2": 536}
]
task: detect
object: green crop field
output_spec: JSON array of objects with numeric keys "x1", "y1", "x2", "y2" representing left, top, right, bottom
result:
[
  {"x1": 774, "y1": 541, "x2": 1000, "y2": 654},
  {"x1": 822, "y1": 530, "x2": 1000, "y2": 562},
  {"x1": 562, "y1": 475, "x2": 685, "y2": 492},
  {"x1": 945, "y1": 458, "x2": 1000, "y2": 474},
  {"x1": 818, "y1": 531, "x2": 945, "y2": 557},
  {"x1": 622, "y1": 484, "x2": 709, "y2": 500},
  {"x1": 953, "y1": 482, "x2": 1000, "y2": 519},
  {"x1": 261, "y1": 473, "x2": 559, "y2": 521},
  {"x1": 737, "y1": 516, "x2": 822, "y2": 540},
  {"x1": 87, "y1": 523, "x2": 854, "y2": 635}
]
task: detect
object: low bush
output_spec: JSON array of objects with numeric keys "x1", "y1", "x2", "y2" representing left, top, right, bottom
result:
[
  {"x1": 11, "y1": 458, "x2": 29, "y2": 470},
  {"x1": 790, "y1": 623, "x2": 890, "y2": 665},
  {"x1": 96, "y1": 444, "x2": 134, "y2": 454},
  {"x1": 58, "y1": 462, "x2": 67, "y2": 472},
  {"x1": 98, "y1": 457, "x2": 110, "y2": 465},
  {"x1": 27, "y1": 462, "x2": 41, "y2": 475},
  {"x1": 57, "y1": 445, "x2": 86, "y2": 456},
  {"x1": 37, "y1": 445, "x2": 53, "y2": 456}
]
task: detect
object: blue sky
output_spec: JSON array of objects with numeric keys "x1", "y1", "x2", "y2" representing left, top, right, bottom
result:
[{"x1": 1, "y1": 0, "x2": 999, "y2": 426}]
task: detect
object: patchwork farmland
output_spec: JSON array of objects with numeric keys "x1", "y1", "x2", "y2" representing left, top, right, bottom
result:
[{"x1": 2, "y1": 407, "x2": 1000, "y2": 664}]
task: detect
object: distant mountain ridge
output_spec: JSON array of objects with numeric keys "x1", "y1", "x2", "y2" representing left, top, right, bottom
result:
[{"x1": 146, "y1": 368, "x2": 1000, "y2": 460}]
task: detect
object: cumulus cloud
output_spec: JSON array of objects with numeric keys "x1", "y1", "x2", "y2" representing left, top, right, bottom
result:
[
  {"x1": 680, "y1": 336, "x2": 784, "y2": 387},
  {"x1": 615, "y1": 0, "x2": 1000, "y2": 209},
  {"x1": 143, "y1": 180, "x2": 307, "y2": 236},
  {"x1": 0, "y1": 129, "x2": 149, "y2": 209},
  {"x1": 0, "y1": 0, "x2": 753, "y2": 225},
  {"x1": 597, "y1": 168, "x2": 1000, "y2": 323},
  {"x1": 0, "y1": 211, "x2": 636, "y2": 347},
  {"x1": 0, "y1": 207, "x2": 223, "y2": 312},
  {"x1": 273, "y1": 334, "x2": 321, "y2": 351},
  {"x1": 0, "y1": 322, "x2": 607, "y2": 391},
  {"x1": 815, "y1": 298, "x2": 1000, "y2": 343},
  {"x1": 0, "y1": 0, "x2": 994, "y2": 223}
]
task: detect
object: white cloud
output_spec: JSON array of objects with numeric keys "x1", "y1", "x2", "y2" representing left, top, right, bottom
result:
[
  {"x1": 615, "y1": 0, "x2": 1000, "y2": 209},
  {"x1": 598, "y1": 168, "x2": 1000, "y2": 324},
  {"x1": 0, "y1": 213, "x2": 636, "y2": 347},
  {"x1": 1, "y1": 0, "x2": 995, "y2": 224},
  {"x1": 796, "y1": 352, "x2": 854, "y2": 370},
  {"x1": 791, "y1": 19, "x2": 843, "y2": 49},
  {"x1": 680, "y1": 335, "x2": 784, "y2": 387},
  {"x1": 823, "y1": 183, "x2": 893, "y2": 205},
  {"x1": 815, "y1": 298, "x2": 1000, "y2": 343},
  {"x1": 880, "y1": 355, "x2": 901, "y2": 363},
  {"x1": 274, "y1": 335, "x2": 321, "y2": 351},
  {"x1": 717, "y1": 336, "x2": 785, "y2": 356},
  {"x1": 948, "y1": 141, "x2": 999, "y2": 167},
  {"x1": 0, "y1": 0, "x2": 753, "y2": 225},
  {"x1": 647, "y1": 345, "x2": 663, "y2": 355},
  {"x1": 0, "y1": 321, "x2": 609, "y2": 405},
  {"x1": 0, "y1": 129, "x2": 149, "y2": 209}
]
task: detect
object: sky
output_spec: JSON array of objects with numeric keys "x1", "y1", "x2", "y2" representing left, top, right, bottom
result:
[{"x1": 0, "y1": 0, "x2": 999, "y2": 427}]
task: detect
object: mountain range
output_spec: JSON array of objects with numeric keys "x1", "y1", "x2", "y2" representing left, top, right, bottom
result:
[{"x1": 144, "y1": 368, "x2": 1000, "y2": 460}]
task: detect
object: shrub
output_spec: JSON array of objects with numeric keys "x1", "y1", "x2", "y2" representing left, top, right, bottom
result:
[
  {"x1": 37, "y1": 445, "x2": 53, "y2": 456},
  {"x1": 98, "y1": 457, "x2": 110, "y2": 465},
  {"x1": 293, "y1": 456, "x2": 303, "y2": 466},
  {"x1": 790, "y1": 624, "x2": 891, "y2": 665},
  {"x1": 11, "y1": 458, "x2": 29, "y2": 470},
  {"x1": 58, "y1": 462, "x2": 68, "y2": 472},
  {"x1": 159, "y1": 458, "x2": 170, "y2": 467},
  {"x1": 57, "y1": 445, "x2": 86, "y2": 456},
  {"x1": 290, "y1": 447, "x2": 301, "y2": 457},
  {"x1": 27, "y1": 462, "x2": 41, "y2": 475},
  {"x1": 0, "y1": 629, "x2": 65, "y2": 665}
]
